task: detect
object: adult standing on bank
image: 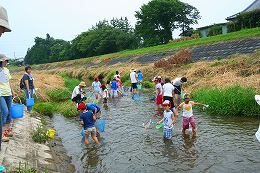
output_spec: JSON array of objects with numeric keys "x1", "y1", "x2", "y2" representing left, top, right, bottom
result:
[
  {"x1": 0, "y1": 5, "x2": 13, "y2": 147},
  {"x1": 172, "y1": 77, "x2": 187, "y2": 106},
  {"x1": 22, "y1": 66, "x2": 35, "y2": 113},
  {"x1": 130, "y1": 69, "x2": 138, "y2": 94}
]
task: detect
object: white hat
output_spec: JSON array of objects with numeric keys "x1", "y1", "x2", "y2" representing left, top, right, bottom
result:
[
  {"x1": 0, "y1": 54, "x2": 8, "y2": 62},
  {"x1": 0, "y1": 6, "x2": 11, "y2": 32}
]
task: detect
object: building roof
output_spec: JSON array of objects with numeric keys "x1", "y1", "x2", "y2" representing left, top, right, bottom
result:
[
  {"x1": 226, "y1": 0, "x2": 260, "y2": 20},
  {"x1": 197, "y1": 22, "x2": 227, "y2": 30}
]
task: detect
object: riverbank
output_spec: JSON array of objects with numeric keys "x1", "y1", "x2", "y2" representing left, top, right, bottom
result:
[{"x1": 0, "y1": 110, "x2": 75, "y2": 172}]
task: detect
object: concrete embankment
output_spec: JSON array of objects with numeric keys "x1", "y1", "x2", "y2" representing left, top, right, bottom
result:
[{"x1": 0, "y1": 111, "x2": 75, "y2": 172}]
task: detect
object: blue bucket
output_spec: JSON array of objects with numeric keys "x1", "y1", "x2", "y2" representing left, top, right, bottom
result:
[
  {"x1": 96, "y1": 119, "x2": 105, "y2": 132},
  {"x1": 0, "y1": 165, "x2": 5, "y2": 172},
  {"x1": 10, "y1": 97, "x2": 24, "y2": 119},
  {"x1": 26, "y1": 97, "x2": 35, "y2": 107}
]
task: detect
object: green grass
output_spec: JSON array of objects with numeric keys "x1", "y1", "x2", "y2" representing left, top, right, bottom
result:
[
  {"x1": 63, "y1": 76, "x2": 81, "y2": 92},
  {"x1": 192, "y1": 85, "x2": 260, "y2": 117},
  {"x1": 47, "y1": 88, "x2": 71, "y2": 102},
  {"x1": 96, "y1": 27, "x2": 260, "y2": 59},
  {"x1": 33, "y1": 102, "x2": 57, "y2": 117}
]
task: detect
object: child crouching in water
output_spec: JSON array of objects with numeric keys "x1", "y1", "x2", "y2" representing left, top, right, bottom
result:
[
  {"x1": 177, "y1": 93, "x2": 207, "y2": 137},
  {"x1": 78, "y1": 103, "x2": 99, "y2": 145},
  {"x1": 157, "y1": 100, "x2": 178, "y2": 139}
]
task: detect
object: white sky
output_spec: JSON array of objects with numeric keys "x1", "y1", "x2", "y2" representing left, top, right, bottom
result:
[{"x1": 0, "y1": 0, "x2": 254, "y2": 59}]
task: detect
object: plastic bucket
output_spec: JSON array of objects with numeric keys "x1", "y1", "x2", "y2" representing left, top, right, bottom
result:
[
  {"x1": 0, "y1": 165, "x2": 5, "y2": 173},
  {"x1": 47, "y1": 129, "x2": 56, "y2": 139},
  {"x1": 96, "y1": 119, "x2": 105, "y2": 132},
  {"x1": 26, "y1": 96, "x2": 35, "y2": 107},
  {"x1": 10, "y1": 97, "x2": 24, "y2": 119},
  {"x1": 137, "y1": 84, "x2": 142, "y2": 90}
]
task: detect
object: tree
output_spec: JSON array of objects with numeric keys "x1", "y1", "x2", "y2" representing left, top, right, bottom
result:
[
  {"x1": 110, "y1": 17, "x2": 133, "y2": 33},
  {"x1": 135, "y1": 0, "x2": 200, "y2": 46}
]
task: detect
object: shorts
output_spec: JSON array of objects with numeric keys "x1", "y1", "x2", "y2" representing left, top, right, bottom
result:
[
  {"x1": 132, "y1": 83, "x2": 137, "y2": 89},
  {"x1": 182, "y1": 116, "x2": 196, "y2": 130},
  {"x1": 103, "y1": 98, "x2": 108, "y2": 103},
  {"x1": 174, "y1": 85, "x2": 181, "y2": 95},
  {"x1": 111, "y1": 89, "x2": 118, "y2": 97},
  {"x1": 163, "y1": 127, "x2": 173, "y2": 139},
  {"x1": 163, "y1": 96, "x2": 174, "y2": 108},
  {"x1": 84, "y1": 126, "x2": 96, "y2": 135},
  {"x1": 156, "y1": 94, "x2": 162, "y2": 105}
]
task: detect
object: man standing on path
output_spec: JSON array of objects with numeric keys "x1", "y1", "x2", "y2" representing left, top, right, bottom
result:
[
  {"x1": 0, "y1": 5, "x2": 13, "y2": 150},
  {"x1": 172, "y1": 77, "x2": 187, "y2": 106},
  {"x1": 130, "y1": 69, "x2": 138, "y2": 94}
]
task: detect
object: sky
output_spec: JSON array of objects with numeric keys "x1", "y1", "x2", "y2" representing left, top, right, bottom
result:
[{"x1": 0, "y1": 0, "x2": 255, "y2": 59}]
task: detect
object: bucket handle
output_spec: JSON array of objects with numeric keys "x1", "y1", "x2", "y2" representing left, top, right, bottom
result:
[{"x1": 12, "y1": 96, "x2": 22, "y2": 104}]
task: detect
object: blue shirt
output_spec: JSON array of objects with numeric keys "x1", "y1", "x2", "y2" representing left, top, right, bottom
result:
[
  {"x1": 80, "y1": 111, "x2": 95, "y2": 129},
  {"x1": 137, "y1": 72, "x2": 143, "y2": 81},
  {"x1": 86, "y1": 103, "x2": 100, "y2": 113},
  {"x1": 111, "y1": 81, "x2": 118, "y2": 90}
]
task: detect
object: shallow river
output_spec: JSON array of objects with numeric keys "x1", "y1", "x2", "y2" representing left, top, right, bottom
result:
[{"x1": 52, "y1": 93, "x2": 260, "y2": 173}]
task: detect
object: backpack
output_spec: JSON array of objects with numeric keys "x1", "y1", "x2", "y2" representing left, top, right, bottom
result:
[{"x1": 19, "y1": 78, "x2": 24, "y2": 89}]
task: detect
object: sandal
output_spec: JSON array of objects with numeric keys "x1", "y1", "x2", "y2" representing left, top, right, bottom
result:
[
  {"x1": 5, "y1": 128, "x2": 13, "y2": 137},
  {"x1": 2, "y1": 132, "x2": 9, "y2": 142}
]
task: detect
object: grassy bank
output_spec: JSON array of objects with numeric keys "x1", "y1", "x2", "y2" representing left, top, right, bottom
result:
[
  {"x1": 193, "y1": 85, "x2": 260, "y2": 117},
  {"x1": 33, "y1": 75, "x2": 80, "y2": 117}
]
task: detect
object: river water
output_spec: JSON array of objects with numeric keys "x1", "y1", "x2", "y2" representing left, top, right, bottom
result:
[{"x1": 52, "y1": 93, "x2": 260, "y2": 173}]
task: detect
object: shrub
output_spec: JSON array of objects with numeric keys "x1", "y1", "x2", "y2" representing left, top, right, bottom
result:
[
  {"x1": 143, "y1": 81, "x2": 154, "y2": 88},
  {"x1": 121, "y1": 73, "x2": 130, "y2": 83},
  {"x1": 34, "y1": 102, "x2": 57, "y2": 117},
  {"x1": 32, "y1": 124, "x2": 48, "y2": 143},
  {"x1": 208, "y1": 25, "x2": 222, "y2": 36},
  {"x1": 192, "y1": 85, "x2": 260, "y2": 117},
  {"x1": 57, "y1": 101, "x2": 79, "y2": 117},
  {"x1": 47, "y1": 88, "x2": 71, "y2": 102}
]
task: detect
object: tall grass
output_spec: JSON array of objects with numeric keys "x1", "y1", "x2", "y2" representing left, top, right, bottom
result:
[
  {"x1": 47, "y1": 88, "x2": 71, "y2": 102},
  {"x1": 63, "y1": 76, "x2": 81, "y2": 92},
  {"x1": 192, "y1": 85, "x2": 260, "y2": 117}
]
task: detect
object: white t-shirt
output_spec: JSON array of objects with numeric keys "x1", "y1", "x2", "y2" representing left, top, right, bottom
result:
[
  {"x1": 130, "y1": 72, "x2": 137, "y2": 83},
  {"x1": 156, "y1": 83, "x2": 162, "y2": 95},
  {"x1": 71, "y1": 85, "x2": 84, "y2": 99},
  {"x1": 102, "y1": 89, "x2": 108, "y2": 98},
  {"x1": 0, "y1": 67, "x2": 12, "y2": 96},
  {"x1": 182, "y1": 101, "x2": 195, "y2": 118},
  {"x1": 172, "y1": 77, "x2": 182, "y2": 86},
  {"x1": 163, "y1": 83, "x2": 174, "y2": 97},
  {"x1": 163, "y1": 110, "x2": 174, "y2": 129}
]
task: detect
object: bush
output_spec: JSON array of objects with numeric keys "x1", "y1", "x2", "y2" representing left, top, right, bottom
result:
[
  {"x1": 121, "y1": 73, "x2": 130, "y2": 83},
  {"x1": 208, "y1": 25, "x2": 222, "y2": 36},
  {"x1": 34, "y1": 102, "x2": 57, "y2": 117},
  {"x1": 57, "y1": 101, "x2": 79, "y2": 117},
  {"x1": 143, "y1": 81, "x2": 154, "y2": 88},
  {"x1": 32, "y1": 124, "x2": 48, "y2": 143},
  {"x1": 47, "y1": 88, "x2": 71, "y2": 102},
  {"x1": 192, "y1": 85, "x2": 260, "y2": 117}
]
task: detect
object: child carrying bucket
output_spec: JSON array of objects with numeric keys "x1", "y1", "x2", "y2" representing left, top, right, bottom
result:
[
  {"x1": 177, "y1": 93, "x2": 207, "y2": 137},
  {"x1": 78, "y1": 103, "x2": 99, "y2": 145},
  {"x1": 157, "y1": 100, "x2": 178, "y2": 139}
]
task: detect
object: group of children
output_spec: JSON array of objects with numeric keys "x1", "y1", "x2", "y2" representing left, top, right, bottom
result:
[
  {"x1": 153, "y1": 76, "x2": 207, "y2": 139},
  {"x1": 76, "y1": 71, "x2": 207, "y2": 145}
]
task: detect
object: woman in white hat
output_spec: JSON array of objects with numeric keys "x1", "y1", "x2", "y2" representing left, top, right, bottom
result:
[
  {"x1": 0, "y1": 6, "x2": 12, "y2": 147},
  {"x1": 71, "y1": 81, "x2": 87, "y2": 105}
]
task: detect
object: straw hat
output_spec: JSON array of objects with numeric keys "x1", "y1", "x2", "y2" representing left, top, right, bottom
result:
[
  {"x1": 0, "y1": 6, "x2": 11, "y2": 32},
  {"x1": 0, "y1": 54, "x2": 8, "y2": 62},
  {"x1": 130, "y1": 68, "x2": 137, "y2": 72},
  {"x1": 79, "y1": 81, "x2": 86, "y2": 87}
]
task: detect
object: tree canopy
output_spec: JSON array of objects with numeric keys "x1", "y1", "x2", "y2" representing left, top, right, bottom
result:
[{"x1": 135, "y1": 0, "x2": 200, "y2": 46}]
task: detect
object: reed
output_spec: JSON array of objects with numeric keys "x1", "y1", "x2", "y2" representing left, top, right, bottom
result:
[{"x1": 192, "y1": 85, "x2": 260, "y2": 117}]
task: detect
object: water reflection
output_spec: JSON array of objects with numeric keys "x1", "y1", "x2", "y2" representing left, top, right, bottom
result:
[{"x1": 52, "y1": 93, "x2": 260, "y2": 173}]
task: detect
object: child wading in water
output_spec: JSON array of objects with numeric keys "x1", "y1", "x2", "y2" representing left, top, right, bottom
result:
[
  {"x1": 101, "y1": 84, "x2": 109, "y2": 109},
  {"x1": 157, "y1": 100, "x2": 178, "y2": 139},
  {"x1": 177, "y1": 93, "x2": 207, "y2": 137},
  {"x1": 78, "y1": 103, "x2": 99, "y2": 145}
]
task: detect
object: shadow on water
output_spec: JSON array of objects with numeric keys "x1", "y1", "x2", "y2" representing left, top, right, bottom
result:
[{"x1": 52, "y1": 93, "x2": 260, "y2": 173}]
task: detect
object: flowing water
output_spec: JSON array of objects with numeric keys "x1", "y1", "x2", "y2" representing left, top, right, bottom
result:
[{"x1": 52, "y1": 93, "x2": 260, "y2": 173}]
